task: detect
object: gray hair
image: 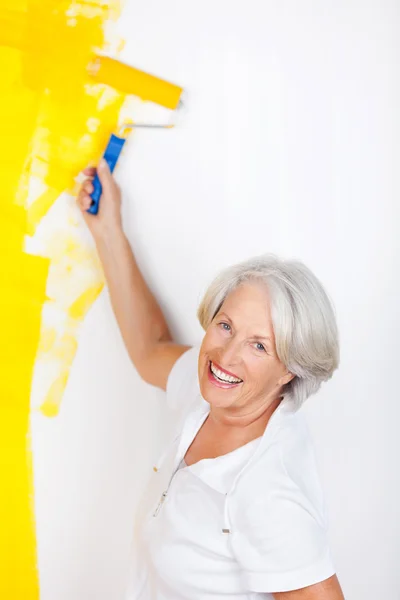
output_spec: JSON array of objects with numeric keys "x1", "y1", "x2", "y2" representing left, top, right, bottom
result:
[{"x1": 197, "y1": 254, "x2": 339, "y2": 408}]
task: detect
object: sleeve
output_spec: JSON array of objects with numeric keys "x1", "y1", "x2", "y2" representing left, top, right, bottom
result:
[
  {"x1": 231, "y1": 422, "x2": 336, "y2": 593},
  {"x1": 165, "y1": 345, "x2": 201, "y2": 413}
]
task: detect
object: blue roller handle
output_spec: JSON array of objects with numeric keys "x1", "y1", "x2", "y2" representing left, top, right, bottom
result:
[{"x1": 87, "y1": 133, "x2": 126, "y2": 215}]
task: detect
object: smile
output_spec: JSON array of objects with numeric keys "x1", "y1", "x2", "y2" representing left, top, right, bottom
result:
[{"x1": 208, "y1": 361, "x2": 243, "y2": 386}]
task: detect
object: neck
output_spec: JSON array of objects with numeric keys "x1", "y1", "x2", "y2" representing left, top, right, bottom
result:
[{"x1": 208, "y1": 395, "x2": 282, "y2": 440}]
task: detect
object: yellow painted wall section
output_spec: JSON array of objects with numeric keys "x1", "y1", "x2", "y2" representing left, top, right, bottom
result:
[
  {"x1": 0, "y1": 0, "x2": 182, "y2": 595},
  {"x1": 0, "y1": 40, "x2": 48, "y2": 599},
  {"x1": 0, "y1": 1, "x2": 122, "y2": 596}
]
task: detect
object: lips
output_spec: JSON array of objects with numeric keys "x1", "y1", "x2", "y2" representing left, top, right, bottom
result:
[
  {"x1": 207, "y1": 360, "x2": 243, "y2": 390},
  {"x1": 210, "y1": 360, "x2": 241, "y2": 380}
]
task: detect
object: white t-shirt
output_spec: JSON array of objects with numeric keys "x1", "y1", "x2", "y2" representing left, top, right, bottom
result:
[{"x1": 126, "y1": 346, "x2": 335, "y2": 600}]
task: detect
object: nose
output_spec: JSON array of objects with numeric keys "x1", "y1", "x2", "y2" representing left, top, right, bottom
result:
[{"x1": 219, "y1": 338, "x2": 242, "y2": 370}]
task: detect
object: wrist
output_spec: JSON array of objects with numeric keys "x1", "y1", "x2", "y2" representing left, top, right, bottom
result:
[{"x1": 94, "y1": 223, "x2": 126, "y2": 252}]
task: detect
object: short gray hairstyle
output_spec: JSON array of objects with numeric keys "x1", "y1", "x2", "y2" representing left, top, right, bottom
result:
[{"x1": 197, "y1": 254, "x2": 339, "y2": 408}]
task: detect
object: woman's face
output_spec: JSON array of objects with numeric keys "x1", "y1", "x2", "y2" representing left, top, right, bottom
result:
[{"x1": 198, "y1": 281, "x2": 293, "y2": 413}]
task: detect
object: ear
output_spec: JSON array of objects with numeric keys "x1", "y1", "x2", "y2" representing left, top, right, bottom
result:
[{"x1": 279, "y1": 371, "x2": 295, "y2": 387}]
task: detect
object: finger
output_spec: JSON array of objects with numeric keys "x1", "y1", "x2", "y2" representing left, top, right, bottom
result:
[
  {"x1": 96, "y1": 158, "x2": 115, "y2": 197},
  {"x1": 83, "y1": 179, "x2": 94, "y2": 194},
  {"x1": 83, "y1": 166, "x2": 96, "y2": 177},
  {"x1": 82, "y1": 194, "x2": 93, "y2": 212},
  {"x1": 77, "y1": 191, "x2": 92, "y2": 212},
  {"x1": 76, "y1": 189, "x2": 84, "y2": 207}
]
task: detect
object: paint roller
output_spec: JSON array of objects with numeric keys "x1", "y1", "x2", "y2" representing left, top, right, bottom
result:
[
  {"x1": 0, "y1": 9, "x2": 183, "y2": 214},
  {"x1": 86, "y1": 56, "x2": 183, "y2": 215}
]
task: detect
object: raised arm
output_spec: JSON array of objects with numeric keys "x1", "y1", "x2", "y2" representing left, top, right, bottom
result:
[{"x1": 77, "y1": 159, "x2": 190, "y2": 390}]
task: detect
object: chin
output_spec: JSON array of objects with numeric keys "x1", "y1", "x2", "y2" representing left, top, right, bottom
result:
[
  {"x1": 198, "y1": 360, "x2": 243, "y2": 409},
  {"x1": 199, "y1": 384, "x2": 233, "y2": 409}
]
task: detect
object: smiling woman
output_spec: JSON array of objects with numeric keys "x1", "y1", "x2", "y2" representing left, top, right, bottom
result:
[
  {"x1": 197, "y1": 256, "x2": 339, "y2": 410},
  {"x1": 77, "y1": 164, "x2": 344, "y2": 600},
  {"x1": 200, "y1": 282, "x2": 296, "y2": 412}
]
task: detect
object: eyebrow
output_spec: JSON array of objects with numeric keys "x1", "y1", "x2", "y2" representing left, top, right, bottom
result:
[{"x1": 217, "y1": 312, "x2": 272, "y2": 342}]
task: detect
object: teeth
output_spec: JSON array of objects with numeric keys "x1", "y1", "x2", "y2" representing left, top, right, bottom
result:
[{"x1": 210, "y1": 362, "x2": 242, "y2": 384}]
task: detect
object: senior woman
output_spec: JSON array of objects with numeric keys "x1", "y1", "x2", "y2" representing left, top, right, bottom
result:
[{"x1": 77, "y1": 160, "x2": 345, "y2": 600}]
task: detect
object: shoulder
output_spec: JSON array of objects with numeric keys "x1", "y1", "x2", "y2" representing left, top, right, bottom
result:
[
  {"x1": 228, "y1": 404, "x2": 334, "y2": 593},
  {"x1": 233, "y1": 406, "x2": 327, "y2": 523},
  {"x1": 238, "y1": 404, "x2": 323, "y2": 495}
]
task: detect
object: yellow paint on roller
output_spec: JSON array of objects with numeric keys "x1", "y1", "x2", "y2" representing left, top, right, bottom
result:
[{"x1": 90, "y1": 55, "x2": 183, "y2": 110}]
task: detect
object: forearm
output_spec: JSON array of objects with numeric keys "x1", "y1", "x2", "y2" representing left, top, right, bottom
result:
[{"x1": 95, "y1": 229, "x2": 172, "y2": 369}]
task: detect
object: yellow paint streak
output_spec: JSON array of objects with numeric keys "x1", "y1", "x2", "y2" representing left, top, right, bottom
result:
[
  {"x1": 40, "y1": 370, "x2": 71, "y2": 418},
  {"x1": 37, "y1": 327, "x2": 57, "y2": 354},
  {"x1": 69, "y1": 283, "x2": 104, "y2": 320},
  {"x1": 27, "y1": 188, "x2": 59, "y2": 236}
]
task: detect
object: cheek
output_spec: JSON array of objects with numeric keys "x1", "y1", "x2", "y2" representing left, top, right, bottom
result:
[
  {"x1": 245, "y1": 357, "x2": 279, "y2": 390},
  {"x1": 202, "y1": 326, "x2": 222, "y2": 350},
  {"x1": 199, "y1": 333, "x2": 215, "y2": 371}
]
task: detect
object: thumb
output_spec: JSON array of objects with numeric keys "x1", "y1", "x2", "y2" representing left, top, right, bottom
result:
[{"x1": 97, "y1": 158, "x2": 116, "y2": 196}]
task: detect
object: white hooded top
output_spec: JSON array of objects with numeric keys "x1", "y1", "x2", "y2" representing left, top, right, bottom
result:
[{"x1": 126, "y1": 345, "x2": 335, "y2": 600}]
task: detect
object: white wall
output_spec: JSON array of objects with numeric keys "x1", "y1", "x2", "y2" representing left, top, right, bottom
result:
[{"x1": 31, "y1": 1, "x2": 399, "y2": 599}]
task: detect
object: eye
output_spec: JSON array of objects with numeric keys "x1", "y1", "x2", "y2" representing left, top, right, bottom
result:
[
  {"x1": 255, "y1": 342, "x2": 266, "y2": 352},
  {"x1": 218, "y1": 322, "x2": 231, "y2": 332}
]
